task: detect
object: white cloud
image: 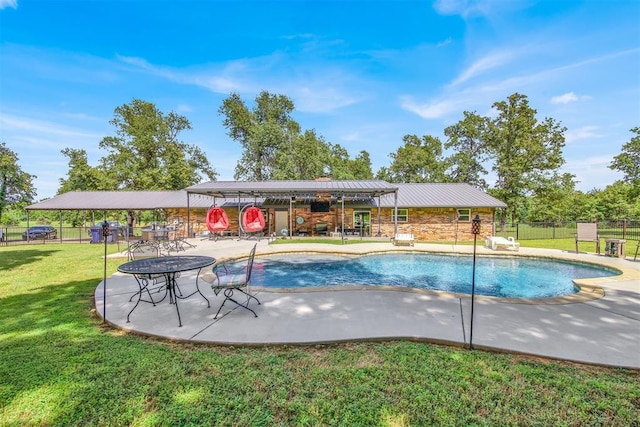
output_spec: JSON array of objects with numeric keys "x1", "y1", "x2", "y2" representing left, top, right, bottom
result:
[
  {"x1": 550, "y1": 92, "x2": 592, "y2": 105},
  {"x1": 400, "y1": 96, "x2": 461, "y2": 119},
  {"x1": 118, "y1": 53, "x2": 361, "y2": 114},
  {"x1": 562, "y1": 155, "x2": 622, "y2": 191},
  {"x1": 565, "y1": 126, "x2": 601, "y2": 143},
  {"x1": 176, "y1": 104, "x2": 194, "y2": 113},
  {"x1": 437, "y1": 37, "x2": 452, "y2": 48},
  {"x1": 551, "y1": 92, "x2": 578, "y2": 104},
  {"x1": 0, "y1": 113, "x2": 102, "y2": 139},
  {"x1": 433, "y1": 0, "x2": 484, "y2": 18},
  {"x1": 449, "y1": 50, "x2": 516, "y2": 87},
  {"x1": 0, "y1": 0, "x2": 17, "y2": 10},
  {"x1": 289, "y1": 87, "x2": 359, "y2": 114}
]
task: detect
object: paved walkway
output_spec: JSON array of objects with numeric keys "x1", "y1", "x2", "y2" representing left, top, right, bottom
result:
[{"x1": 96, "y1": 238, "x2": 640, "y2": 369}]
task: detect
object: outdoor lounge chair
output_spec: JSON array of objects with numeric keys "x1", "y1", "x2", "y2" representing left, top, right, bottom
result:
[
  {"x1": 393, "y1": 233, "x2": 415, "y2": 246},
  {"x1": 201, "y1": 243, "x2": 261, "y2": 319},
  {"x1": 575, "y1": 223, "x2": 600, "y2": 254},
  {"x1": 241, "y1": 206, "x2": 265, "y2": 240},
  {"x1": 206, "y1": 206, "x2": 230, "y2": 241},
  {"x1": 485, "y1": 236, "x2": 520, "y2": 251}
]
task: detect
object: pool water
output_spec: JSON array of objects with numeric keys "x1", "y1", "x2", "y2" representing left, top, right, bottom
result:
[{"x1": 239, "y1": 253, "x2": 618, "y2": 298}]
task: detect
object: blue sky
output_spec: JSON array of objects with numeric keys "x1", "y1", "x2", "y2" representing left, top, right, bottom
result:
[{"x1": 1, "y1": 0, "x2": 638, "y2": 201}]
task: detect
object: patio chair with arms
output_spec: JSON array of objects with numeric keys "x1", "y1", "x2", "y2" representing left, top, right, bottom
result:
[
  {"x1": 201, "y1": 243, "x2": 261, "y2": 319},
  {"x1": 575, "y1": 223, "x2": 600, "y2": 254}
]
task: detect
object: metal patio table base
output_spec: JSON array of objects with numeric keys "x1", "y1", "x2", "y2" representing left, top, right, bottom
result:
[{"x1": 118, "y1": 255, "x2": 216, "y2": 327}]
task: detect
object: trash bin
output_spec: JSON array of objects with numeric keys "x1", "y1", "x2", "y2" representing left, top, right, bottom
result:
[{"x1": 89, "y1": 226, "x2": 103, "y2": 243}]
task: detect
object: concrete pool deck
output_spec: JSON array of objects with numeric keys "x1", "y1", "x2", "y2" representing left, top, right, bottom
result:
[{"x1": 96, "y1": 238, "x2": 640, "y2": 369}]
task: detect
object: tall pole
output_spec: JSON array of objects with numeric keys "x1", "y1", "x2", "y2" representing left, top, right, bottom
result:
[
  {"x1": 102, "y1": 221, "x2": 111, "y2": 324},
  {"x1": 469, "y1": 214, "x2": 481, "y2": 349}
]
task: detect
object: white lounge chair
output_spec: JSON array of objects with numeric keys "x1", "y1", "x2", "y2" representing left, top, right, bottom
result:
[
  {"x1": 393, "y1": 233, "x2": 415, "y2": 246},
  {"x1": 485, "y1": 236, "x2": 520, "y2": 251}
]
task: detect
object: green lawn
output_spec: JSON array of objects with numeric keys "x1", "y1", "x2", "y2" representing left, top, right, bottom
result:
[{"x1": 1, "y1": 244, "x2": 638, "y2": 426}]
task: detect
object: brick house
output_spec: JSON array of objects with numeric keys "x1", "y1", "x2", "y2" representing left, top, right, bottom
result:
[
  {"x1": 26, "y1": 180, "x2": 506, "y2": 242},
  {"x1": 183, "y1": 180, "x2": 506, "y2": 241}
]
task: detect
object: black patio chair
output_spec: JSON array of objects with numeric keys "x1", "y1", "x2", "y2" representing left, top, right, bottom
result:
[
  {"x1": 203, "y1": 243, "x2": 261, "y2": 319},
  {"x1": 126, "y1": 244, "x2": 183, "y2": 305}
]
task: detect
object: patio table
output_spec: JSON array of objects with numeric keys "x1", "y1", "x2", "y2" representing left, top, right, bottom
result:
[{"x1": 118, "y1": 255, "x2": 215, "y2": 327}]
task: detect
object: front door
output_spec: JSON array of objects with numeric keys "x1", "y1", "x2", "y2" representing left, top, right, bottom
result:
[
  {"x1": 274, "y1": 210, "x2": 289, "y2": 236},
  {"x1": 353, "y1": 211, "x2": 371, "y2": 236}
]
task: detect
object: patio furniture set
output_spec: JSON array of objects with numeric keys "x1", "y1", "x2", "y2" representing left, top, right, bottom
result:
[
  {"x1": 575, "y1": 222, "x2": 633, "y2": 258},
  {"x1": 117, "y1": 244, "x2": 261, "y2": 327}
]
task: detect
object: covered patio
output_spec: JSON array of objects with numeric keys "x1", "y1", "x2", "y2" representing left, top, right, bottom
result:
[{"x1": 185, "y1": 179, "x2": 400, "y2": 239}]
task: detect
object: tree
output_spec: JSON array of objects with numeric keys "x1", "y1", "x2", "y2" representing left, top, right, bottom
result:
[
  {"x1": 219, "y1": 91, "x2": 300, "y2": 180},
  {"x1": 58, "y1": 148, "x2": 111, "y2": 227},
  {"x1": 609, "y1": 127, "x2": 640, "y2": 198},
  {"x1": 325, "y1": 145, "x2": 374, "y2": 180},
  {"x1": 69, "y1": 99, "x2": 218, "y2": 230},
  {"x1": 98, "y1": 99, "x2": 217, "y2": 190},
  {"x1": 527, "y1": 173, "x2": 579, "y2": 222},
  {"x1": 58, "y1": 148, "x2": 109, "y2": 194},
  {"x1": 272, "y1": 130, "x2": 331, "y2": 180},
  {"x1": 327, "y1": 144, "x2": 354, "y2": 179},
  {"x1": 485, "y1": 93, "x2": 566, "y2": 225},
  {"x1": 351, "y1": 150, "x2": 374, "y2": 179},
  {"x1": 443, "y1": 111, "x2": 489, "y2": 190},
  {"x1": 219, "y1": 91, "x2": 374, "y2": 181},
  {"x1": 378, "y1": 134, "x2": 448, "y2": 183},
  {"x1": 0, "y1": 142, "x2": 36, "y2": 222},
  {"x1": 589, "y1": 182, "x2": 637, "y2": 220}
]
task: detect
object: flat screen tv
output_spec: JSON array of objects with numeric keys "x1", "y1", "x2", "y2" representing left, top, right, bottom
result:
[{"x1": 310, "y1": 201, "x2": 330, "y2": 212}]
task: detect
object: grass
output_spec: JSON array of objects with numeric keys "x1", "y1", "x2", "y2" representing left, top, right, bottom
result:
[
  {"x1": 273, "y1": 235, "x2": 639, "y2": 258},
  {"x1": 1, "y1": 244, "x2": 639, "y2": 426}
]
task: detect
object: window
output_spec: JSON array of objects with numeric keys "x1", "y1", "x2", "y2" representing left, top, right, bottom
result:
[
  {"x1": 392, "y1": 208, "x2": 408, "y2": 222},
  {"x1": 457, "y1": 209, "x2": 471, "y2": 222}
]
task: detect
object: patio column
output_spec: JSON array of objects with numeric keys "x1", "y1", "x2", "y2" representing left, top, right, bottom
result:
[
  {"x1": 376, "y1": 195, "x2": 381, "y2": 237},
  {"x1": 393, "y1": 190, "x2": 398, "y2": 235},
  {"x1": 289, "y1": 196, "x2": 294, "y2": 239},
  {"x1": 186, "y1": 192, "x2": 191, "y2": 237}
]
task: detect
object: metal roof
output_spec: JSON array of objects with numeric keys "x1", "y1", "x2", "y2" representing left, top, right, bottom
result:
[
  {"x1": 25, "y1": 191, "x2": 209, "y2": 210},
  {"x1": 26, "y1": 182, "x2": 506, "y2": 211},
  {"x1": 380, "y1": 183, "x2": 507, "y2": 208},
  {"x1": 186, "y1": 180, "x2": 398, "y2": 198}
]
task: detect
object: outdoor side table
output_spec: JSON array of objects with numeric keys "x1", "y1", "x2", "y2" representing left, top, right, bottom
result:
[
  {"x1": 604, "y1": 239, "x2": 626, "y2": 258},
  {"x1": 118, "y1": 255, "x2": 215, "y2": 327}
]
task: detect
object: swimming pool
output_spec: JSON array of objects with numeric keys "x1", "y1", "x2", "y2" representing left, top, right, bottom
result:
[{"x1": 240, "y1": 253, "x2": 619, "y2": 298}]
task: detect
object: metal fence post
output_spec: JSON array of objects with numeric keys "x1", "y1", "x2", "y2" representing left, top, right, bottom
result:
[{"x1": 516, "y1": 223, "x2": 519, "y2": 240}]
